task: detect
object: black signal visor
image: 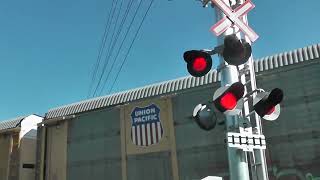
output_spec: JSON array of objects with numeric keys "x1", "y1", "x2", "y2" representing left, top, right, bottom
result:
[{"x1": 254, "y1": 88, "x2": 283, "y2": 117}]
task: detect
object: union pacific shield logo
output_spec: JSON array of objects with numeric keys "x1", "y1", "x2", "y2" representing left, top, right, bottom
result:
[{"x1": 130, "y1": 104, "x2": 163, "y2": 146}]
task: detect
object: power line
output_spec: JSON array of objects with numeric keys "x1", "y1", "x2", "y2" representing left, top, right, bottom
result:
[
  {"x1": 96, "y1": 0, "x2": 135, "y2": 96},
  {"x1": 105, "y1": 0, "x2": 123, "y2": 64},
  {"x1": 102, "y1": 0, "x2": 124, "y2": 73},
  {"x1": 93, "y1": 0, "x2": 123, "y2": 96},
  {"x1": 87, "y1": 0, "x2": 118, "y2": 97},
  {"x1": 97, "y1": 0, "x2": 145, "y2": 96},
  {"x1": 92, "y1": 0, "x2": 144, "y2": 97},
  {"x1": 108, "y1": 0, "x2": 155, "y2": 93}
]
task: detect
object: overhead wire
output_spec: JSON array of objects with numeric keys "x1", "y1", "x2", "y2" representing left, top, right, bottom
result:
[
  {"x1": 105, "y1": 0, "x2": 125, "y2": 63},
  {"x1": 108, "y1": 0, "x2": 155, "y2": 93},
  {"x1": 96, "y1": 0, "x2": 136, "y2": 96},
  {"x1": 101, "y1": 0, "x2": 124, "y2": 75},
  {"x1": 87, "y1": 0, "x2": 118, "y2": 97},
  {"x1": 93, "y1": 0, "x2": 144, "y2": 96},
  {"x1": 93, "y1": 0, "x2": 123, "y2": 96}
]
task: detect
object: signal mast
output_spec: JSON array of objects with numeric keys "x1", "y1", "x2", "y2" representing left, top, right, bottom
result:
[{"x1": 182, "y1": 0, "x2": 284, "y2": 179}]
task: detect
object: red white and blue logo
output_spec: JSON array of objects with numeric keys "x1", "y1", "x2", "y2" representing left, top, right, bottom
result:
[{"x1": 130, "y1": 104, "x2": 163, "y2": 146}]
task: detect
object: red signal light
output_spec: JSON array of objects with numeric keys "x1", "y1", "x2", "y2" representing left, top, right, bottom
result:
[
  {"x1": 220, "y1": 92, "x2": 237, "y2": 110},
  {"x1": 213, "y1": 82, "x2": 245, "y2": 115},
  {"x1": 183, "y1": 50, "x2": 212, "y2": 77},
  {"x1": 266, "y1": 106, "x2": 275, "y2": 115},
  {"x1": 193, "y1": 57, "x2": 207, "y2": 72}
]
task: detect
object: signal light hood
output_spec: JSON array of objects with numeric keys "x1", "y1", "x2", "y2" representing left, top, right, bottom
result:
[
  {"x1": 253, "y1": 88, "x2": 284, "y2": 121},
  {"x1": 193, "y1": 104, "x2": 217, "y2": 131},
  {"x1": 223, "y1": 34, "x2": 252, "y2": 66}
]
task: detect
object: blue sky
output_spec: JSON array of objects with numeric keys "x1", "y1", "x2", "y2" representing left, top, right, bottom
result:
[{"x1": 0, "y1": 0, "x2": 319, "y2": 120}]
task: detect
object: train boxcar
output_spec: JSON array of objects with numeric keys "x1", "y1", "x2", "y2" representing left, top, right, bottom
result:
[{"x1": 36, "y1": 44, "x2": 320, "y2": 180}]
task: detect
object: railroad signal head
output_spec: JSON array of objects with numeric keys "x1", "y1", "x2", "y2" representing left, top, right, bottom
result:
[
  {"x1": 183, "y1": 50, "x2": 212, "y2": 77},
  {"x1": 253, "y1": 88, "x2": 284, "y2": 121},
  {"x1": 223, "y1": 34, "x2": 252, "y2": 66},
  {"x1": 193, "y1": 104, "x2": 217, "y2": 131},
  {"x1": 213, "y1": 82, "x2": 245, "y2": 115}
]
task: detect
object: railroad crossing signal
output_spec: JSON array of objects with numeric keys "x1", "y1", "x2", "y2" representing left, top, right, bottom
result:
[
  {"x1": 183, "y1": 34, "x2": 252, "y2": 77},
  {"x1": 210, "y1": 0, "x2": 259, "y2": 42},
  {"x1": 183, "y1": 33, "x2": 283, "y2": 131}
]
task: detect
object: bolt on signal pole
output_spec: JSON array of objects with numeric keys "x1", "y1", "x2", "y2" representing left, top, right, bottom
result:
[{"x1": 214, "y1": 0, "x2": 250, "y2": 179}]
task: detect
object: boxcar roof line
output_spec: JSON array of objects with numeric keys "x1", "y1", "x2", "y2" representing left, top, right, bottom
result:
[
  {"x1": 0, "y1": 114, "x2": 44, "y2": 131},
  {"x1": 0, "y1": 116, "x2": 27, "y2": 131},
  {"x1": 45, "y1": 43, "x2": 320, "y2": 120}
]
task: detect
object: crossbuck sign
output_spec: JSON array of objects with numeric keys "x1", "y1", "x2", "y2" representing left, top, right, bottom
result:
[{"x1": 210, "y1": 0, "x2": 259, "y2": 42}]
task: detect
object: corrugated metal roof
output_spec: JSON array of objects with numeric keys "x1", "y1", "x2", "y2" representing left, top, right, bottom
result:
[
  {"x1": 45, "y1": 43, "x2": 320, "y2": 119},
  {"x1": 0, "y1": 116, "x2": 27, "y2": 131}
]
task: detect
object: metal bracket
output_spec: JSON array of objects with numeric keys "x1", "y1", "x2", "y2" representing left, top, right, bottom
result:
[
  {"x1": 201, "y1": 44, "x2": 224, "y2": 55},
  {"x1": 243, "y1": 88, "x2": 265, "y2": 99},
  {"x1": 238, "y1": 64, "x2": 250, "y2": 77},
  {"x1": 216, "y1": 63, "x2": 228, "y2": 72},
  {"x1": 201, "y1": 0, "x2": 211, "y2": 7},
  {"x1": 199, "y1": 0, "x2": 215, "y2": 8}
]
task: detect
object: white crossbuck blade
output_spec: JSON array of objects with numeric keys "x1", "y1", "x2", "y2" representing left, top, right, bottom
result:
[{"x1": 210, "y1": 0, "x2": 259, "y2": 42}]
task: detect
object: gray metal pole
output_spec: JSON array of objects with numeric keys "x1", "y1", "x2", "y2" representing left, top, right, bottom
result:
[
  {"x1": 241, "y1": 14, "x2": 269, "y2": 180},
  {"x1": 214, "y1": 0, "x2": 250, "y2": 179},
  {"x1": 213, "y1": 0, "x2": 269, "y2": 179},
  {"x1": 238, "y1": 1, "x2": 269, "y2": 179}
]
